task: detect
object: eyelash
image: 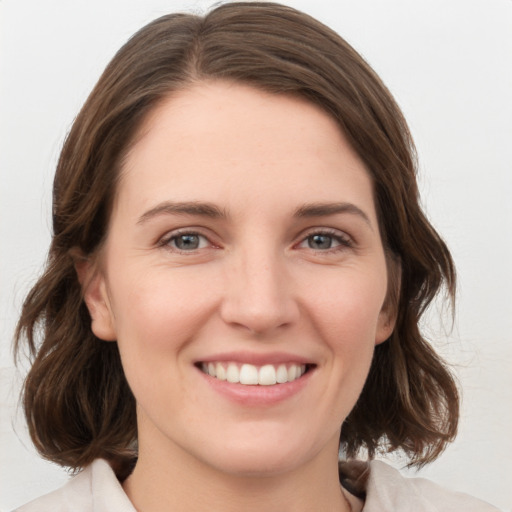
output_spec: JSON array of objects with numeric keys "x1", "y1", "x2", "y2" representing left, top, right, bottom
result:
[
  {"x1": 159, "y1": 229, "x2": 213, "y2": 253},
  {"x1": 296, "y1": 228, "x2": 354, "y2": 253},
  {"x1": 158, "y1": 228, "x2": 354, "y2": 254}
]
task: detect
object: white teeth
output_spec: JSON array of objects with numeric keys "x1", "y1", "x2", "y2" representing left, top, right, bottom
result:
[
  {"x1": 259, "y1": 364, "x2": 276, "y2": 385},
  {"x1": 276, "y1": 364, "x2": 288, "y2": 384},
  {"x1": 216, "y1": 362, "x2": 227, "y2": 381},
  {"x1": 226, "y1": 363, "x2": 239, "y2": 383},
  {"x1": 240, "y1": 364, "x2": 259, "y2": 385},
  {"x1": 201, "y1": 362, "x2": 308, "y2": 386}
]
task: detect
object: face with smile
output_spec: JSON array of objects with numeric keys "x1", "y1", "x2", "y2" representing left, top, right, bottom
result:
[{"x1": 83, "y1": 81, "x2": 395, "y2": 478}]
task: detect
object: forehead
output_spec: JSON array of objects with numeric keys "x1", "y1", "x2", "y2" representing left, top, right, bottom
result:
[
  {"x1": 116, "y1": 80, "x2": 377, "y2": 223},
  {"x1": 131, "y1": 81, "x2": 351, "y2": 154}
]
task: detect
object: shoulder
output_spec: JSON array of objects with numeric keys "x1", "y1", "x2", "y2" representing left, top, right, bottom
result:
[
  {"x1": 13, "y1": 459, "x2": 135, "y2": 512},
  {"x1": 364, "y1": 460, "x2": 502, "y2": 512}
]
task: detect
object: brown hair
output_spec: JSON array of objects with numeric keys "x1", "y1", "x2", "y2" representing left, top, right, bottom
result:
[{"x1": 15, "y1": 1, "x2": 458, "y2": 474}]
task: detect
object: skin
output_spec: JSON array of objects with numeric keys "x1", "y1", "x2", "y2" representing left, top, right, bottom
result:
[{"x1": 81, "y1": 81, "x2": 396, "y2": 512}]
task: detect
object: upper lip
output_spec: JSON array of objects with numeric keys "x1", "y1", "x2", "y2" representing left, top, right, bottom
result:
[{"x1": 195, "y1": 351, "x2": 315, "y2": 366}]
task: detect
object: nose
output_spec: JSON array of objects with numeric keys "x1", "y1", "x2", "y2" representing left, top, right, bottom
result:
[{"x1": 219, "y1": 247, "x2": 300, "y2": 335}]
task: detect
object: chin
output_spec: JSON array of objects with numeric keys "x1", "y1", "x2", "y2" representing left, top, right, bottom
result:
[
  {"x1": 192, "y1": 429, "x2": 327, "y2": 478},
  {"x1": 206, "y1": 448, "x2": 305, "y2": 478}
]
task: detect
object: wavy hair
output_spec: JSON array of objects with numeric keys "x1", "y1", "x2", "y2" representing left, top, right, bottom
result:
[{"x1": 15, "y1": 2, "x2": 458, "y2": 475}]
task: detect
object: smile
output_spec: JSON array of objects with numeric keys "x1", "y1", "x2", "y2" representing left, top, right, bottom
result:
[{"x1": 199, "y1": 362, "x2": 309, "y2": 386}]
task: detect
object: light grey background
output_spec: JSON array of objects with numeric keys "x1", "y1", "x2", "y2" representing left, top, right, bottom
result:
[{"x1": 1, "y1": 0, "x2": 511, "y2": 510}]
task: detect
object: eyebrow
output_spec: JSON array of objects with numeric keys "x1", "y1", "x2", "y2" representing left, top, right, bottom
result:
[
  {"x1": 137, "y1": 200, "x2": 372, "y2": 228},
  {"x1": 294, "y1": 202, "x2": 372, "y2": 228},
  {"x1": 137, "y1": 201, "x2": 226, "y2": 225}
]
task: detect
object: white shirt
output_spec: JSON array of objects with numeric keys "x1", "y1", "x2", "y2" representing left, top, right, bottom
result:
[{"x1": 14, "y1": 458, "x2": 501, "y2": 511}]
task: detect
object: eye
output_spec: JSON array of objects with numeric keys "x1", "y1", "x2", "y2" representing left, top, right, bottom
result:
[
  {"x1": 307, "y1": 234, "x2": 337, "y2": 250},
  {"x1": 297, "y1": 230, "x2": 353, "y2": 251},
  {"x1": 163, "y1": 231, "x2": 210, "y2": 251}
]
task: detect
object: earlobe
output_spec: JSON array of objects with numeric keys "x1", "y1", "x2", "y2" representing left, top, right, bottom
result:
[
  {"x1": 75, "y1": 256, "x2": 117, "y2": 342},
  {"x1": 375, "y1": 253, "x2": 401, "y2": 345},
  {"x1": 375, "y1": 311, "x2": 396, "y2": 345}
]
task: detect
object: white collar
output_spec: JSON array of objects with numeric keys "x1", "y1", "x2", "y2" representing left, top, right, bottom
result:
[{"x1": 16, "y1": 458, "x2": 500, "y2": 512}]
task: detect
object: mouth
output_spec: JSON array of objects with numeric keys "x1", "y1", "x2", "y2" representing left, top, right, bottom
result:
[{"x1": 196, "y1": 362, "x2": 314, "y2": 386}]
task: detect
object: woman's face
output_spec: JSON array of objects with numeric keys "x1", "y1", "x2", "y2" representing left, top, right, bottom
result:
[{"x1": 85, "y1": 81, "x2": 394, "y2": 476}]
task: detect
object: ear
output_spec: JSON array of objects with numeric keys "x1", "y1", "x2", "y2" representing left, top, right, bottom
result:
[
  {"x1": 375, "y1": 307, "x2": 397, "y2": 345},
  {"x1": 75, "y1": 255, "x2": 117, "y2": 342},
  {"x1": 375, "y1": 253, "x2": 401, "y2": 345}
]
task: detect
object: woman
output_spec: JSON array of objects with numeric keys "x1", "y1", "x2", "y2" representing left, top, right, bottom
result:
[{"x1": 13, "y1": 2, "x2": 501, "y2": 511}]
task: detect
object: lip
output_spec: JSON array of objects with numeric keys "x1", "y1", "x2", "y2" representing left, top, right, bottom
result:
[
  {"x1": 195, "y1": 353, "x2": 316, "y2": 406},
  {"x1": 196, "y1": 351, "x2": 314, "y2": 366}
]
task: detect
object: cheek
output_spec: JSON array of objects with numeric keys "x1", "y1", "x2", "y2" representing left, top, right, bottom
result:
[
  {"x1": 305, "y1": 267, "x2": 387, "y2": 339},
  {"x1": 108, "y1": 267, "x2": 217, "y2": 362},
  {"x1": 302, "y1": 265, "x2": 387, "y2": 395},
  {"x1": 106, "y1": 270, "x2": 210, "y2": 413}
]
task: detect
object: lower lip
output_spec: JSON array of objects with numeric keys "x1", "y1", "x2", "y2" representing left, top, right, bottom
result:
[{"x1": 197, "y1": 367, "x2": 314, "y2": 406}]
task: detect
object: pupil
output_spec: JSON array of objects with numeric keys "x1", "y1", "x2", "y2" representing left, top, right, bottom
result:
[
  {"x1": 176, "y1": 234, "x2": 199, "y2": 250},
  {"x1": 309, "y1": 234, "x2": 331, "y2": 249}
]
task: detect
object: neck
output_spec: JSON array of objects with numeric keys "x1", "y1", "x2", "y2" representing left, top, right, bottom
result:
[{"x1": 123, "y1": 436, "x2": 351, "y2": 512}]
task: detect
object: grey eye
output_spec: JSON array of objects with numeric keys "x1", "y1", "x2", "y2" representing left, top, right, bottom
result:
[
  {"x1": 173, "y1": 234, "x2": 201, "y2": 250},
  {"x1": 307, "y1": 234, "x2": 335, "y2": 250}
]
